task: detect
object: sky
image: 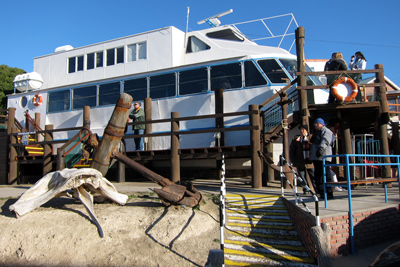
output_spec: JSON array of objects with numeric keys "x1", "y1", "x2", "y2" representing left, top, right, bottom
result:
[{"x1": 1, "y1": 0, "x2": 400, "y2": 85}]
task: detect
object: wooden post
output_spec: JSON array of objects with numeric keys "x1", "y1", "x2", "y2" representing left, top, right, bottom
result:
[
  {"x1": 43, "y1": 124, "x2": 53, "y2": 176},
  {"x1": 144, "y1": 98, "x2": 152, "y2": 151},
  {"x1": 56, "y1": 147, "x2": 65, "y2": 170},
  {"x1": 83, "y1": 106, "x2": 90, "y2": 128},
  {"x1": 7, "y1": 108, "x2": 16, "y2": 134},
  {"x1": 9, "y1": 127, "x2": 18, "y2": 184},
  {"x1": 34, "y1": 113, "x2": 41, "y2": 141},
  {"x1": 250, "y1": 105, "x2": 262, "y2": 188},
  {"x1": 171, "y1": 112, "x2": 180, "y2": 183},
  {"x1": 117, "y1": 139, "x2": 126, "y2": 183},
  {"x1": 171, "y1": 112, "x2": 181, "y2": 183},
  {"x1": 266, "y1": 143, "x2": 275, "y2": 185},
  {"x1": 375, "y1": 64, "x2": 391, "y2": 178},
  {"x1": 295, "y1": 26, "x2": 309, "y2": 126},
  {"x1": 340, "y1": 113, "x2": 354, "y2": 180}
]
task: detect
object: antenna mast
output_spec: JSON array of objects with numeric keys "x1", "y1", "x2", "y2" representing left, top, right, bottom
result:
[{"x1": 197, "y1": 9, "x2": 233, "y2": 27}]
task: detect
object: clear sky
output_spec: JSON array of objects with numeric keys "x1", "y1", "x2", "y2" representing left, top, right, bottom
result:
[{"x1": 1, "y1": 0, "x2": 399, "y2": 85}]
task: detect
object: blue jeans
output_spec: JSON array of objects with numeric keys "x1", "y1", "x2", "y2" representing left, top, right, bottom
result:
[{"x1": 134, "y1": 129, "x2": 144, "y2": 151}]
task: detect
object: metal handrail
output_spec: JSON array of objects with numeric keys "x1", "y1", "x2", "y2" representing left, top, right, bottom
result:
[{"x1": 279, "y1": 155, "x2": 320, "y2": 226}]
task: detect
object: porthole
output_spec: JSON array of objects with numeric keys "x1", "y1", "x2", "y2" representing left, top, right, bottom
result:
[{"x1": 20, "y1": 96, "x2": 28, "y2": 108}]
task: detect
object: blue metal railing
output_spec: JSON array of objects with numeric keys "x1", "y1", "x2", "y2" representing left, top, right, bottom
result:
[{"x1": 322, "y1": 154, "x2": 400, "y2": 255}]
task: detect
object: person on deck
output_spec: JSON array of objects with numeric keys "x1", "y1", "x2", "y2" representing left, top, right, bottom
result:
[
  {"x1": 327, "y1": 52, "x2": 349, "y2": 103},
  {"x1": 129, "y1": 102, "x2": 145, "y2": 151}
]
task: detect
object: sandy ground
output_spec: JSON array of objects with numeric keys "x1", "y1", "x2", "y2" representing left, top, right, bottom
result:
[{"x1": 0, "y1": 192, "x2": 220, "y2": 267}]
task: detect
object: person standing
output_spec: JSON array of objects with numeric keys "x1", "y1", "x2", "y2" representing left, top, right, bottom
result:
[
  {"x1": 129, "y1": 102, "x2": 145, "y2": 151},
  {"x1": 327, "y1": 52, "x2": 349, "y2": 103},
  {"x1": 349, "y1": 51, "x2": 367, "y2": 83},
  {"x1": 309, "y1": 118, "x2": 335, "y2": 198},
  {"x1": 289, "y1": 124, "x2": 315, "y2": 194}
]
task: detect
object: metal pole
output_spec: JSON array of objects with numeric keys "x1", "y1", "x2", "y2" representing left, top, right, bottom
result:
[{"x1": 219, "y1": 153, "x2": 226, "y2": 260}]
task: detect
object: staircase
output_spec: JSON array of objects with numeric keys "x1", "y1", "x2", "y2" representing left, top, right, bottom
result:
[
  {"x1": 18, "y1": 135, "x2": 44, "y2": 157},
  {"x1": 224, "y1": 194, "x2": 316, "y2": 266}
]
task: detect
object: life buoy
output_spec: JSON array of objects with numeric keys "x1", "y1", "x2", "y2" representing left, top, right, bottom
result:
[
  {"x1": 32, "y1": 94, "x2": 43, "y2": 106},
  {"x1": 330, "y1": 77, "x2": 358, "y2": 103}
]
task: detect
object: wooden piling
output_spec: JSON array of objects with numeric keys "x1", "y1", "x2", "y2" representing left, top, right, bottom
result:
[
  {"x1": 250, "y1": 105, "x2": 262, "y2": 188},
  {"x1": 171, "y1": 112, "x2": 180, "y2": 183},
  {"x1": 375, "y1": 64, "x2": 391, "y2": 178},
  {"x1": 144, "y1": 98, "x2": 152, "y2": 151},
  {"x1": 295, "y1": 26, "x2": 309, "y2": 126},
  {"x1": 9, "y1": 127, "x2": 18, "y2": 184},
  {"x1": 43, "y1": 124, "x2": 53, "y2": 176}
]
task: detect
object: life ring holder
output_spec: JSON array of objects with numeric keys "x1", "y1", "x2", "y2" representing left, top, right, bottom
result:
[
  {"x1": 330, "y1": 77, "x2": 358, "y2": 103},
  {"x1": 32, "y1": 94, "x2": 43, "y2": 106}
]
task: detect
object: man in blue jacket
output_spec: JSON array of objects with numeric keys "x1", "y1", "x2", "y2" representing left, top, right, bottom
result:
[{"x1": 310, "y1": 118, "x2": 335, "y2": 198}]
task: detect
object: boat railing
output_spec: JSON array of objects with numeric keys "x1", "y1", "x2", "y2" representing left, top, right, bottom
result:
[
  {"x1": 260, "y1": 78, "x2": 299, "y2": 134},
  {"x1": 231, "y1": 13, "x2": 299, "y2": 52},
  {"x1": 297, "y1": 67, "x2": 388, "y2": 106}
]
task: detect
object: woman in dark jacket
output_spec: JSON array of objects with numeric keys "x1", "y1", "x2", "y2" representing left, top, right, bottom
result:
[{"x1": 289, "y1": 124, "x2": 315, "y2": 194}]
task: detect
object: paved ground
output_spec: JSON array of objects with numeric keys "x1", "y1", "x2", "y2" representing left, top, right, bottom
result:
[{"x1": 1, "y1": 178, "x2": 399, "y2": 266}]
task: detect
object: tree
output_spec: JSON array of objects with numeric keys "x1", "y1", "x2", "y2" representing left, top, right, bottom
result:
[{"x1": 0, "y1": 64, "x2": 26, "y2": 110}]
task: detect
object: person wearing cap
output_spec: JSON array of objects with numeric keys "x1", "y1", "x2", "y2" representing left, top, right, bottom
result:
[
  {"x1": 289, "y1": 124, "x2": 314, "y2": 194},
  {"x1": 310, "y1": 118, "x2": 336, "y2": 198}
]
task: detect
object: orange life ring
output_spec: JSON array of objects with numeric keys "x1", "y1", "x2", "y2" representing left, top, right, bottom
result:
[
  {"x1": 330, "y1": 77, "x2": 358, "y2": 103},
  {"x1": 32, "y1": 94, "x2": 43, "y2": 106}
]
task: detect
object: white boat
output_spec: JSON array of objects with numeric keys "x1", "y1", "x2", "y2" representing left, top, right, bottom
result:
[{"x1": 7, "y1": 12, "x2": 326, "y2": 153}]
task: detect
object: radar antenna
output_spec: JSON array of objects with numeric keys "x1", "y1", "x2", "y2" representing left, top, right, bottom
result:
[{"x1": 197, "y1": 9, "x2": 233, "y2": 27}]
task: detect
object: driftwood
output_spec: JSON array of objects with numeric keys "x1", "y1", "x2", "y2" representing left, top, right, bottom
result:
[{"x1": 9, "y1": 168, "x2": 128, "y2": 237}]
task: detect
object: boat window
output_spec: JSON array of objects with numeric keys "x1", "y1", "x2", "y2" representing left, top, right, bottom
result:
[
  {"x1": 150, "y1": 73, "x2": 176, "y2": 99},
  {"x1": 68, "y1": 55, "x2": 84, "y2": 73},
  {"x1": 87, "y1": 53, "x2": 95, "y2": 70},
  {"x1": 179, "y1": 68, "x2": 208, "y2": 95},
  {"x1": 68, "y1": 57, "x2": 75, "y2": 73},
  {"x1": 107, "y1": 49, "x2": 114, "y2": 66},
  {"x1": 48, "y1": 90, "x2": 70, "y2": 113},
  {"x1": 87, "y1": 52, "x2": 103, "y2": 70},
  {"x1": 305, "y1": 64, "x2": 323, "y2": 86},
  {"x1": 206, "y1": 29, "x2": 244, "y2": 42},
  {"x1": 20, "y1": 96, "x2": 27, "y2": 108},
  {"x1": 72, "y1": 85, "x2": 97, "y2": 109},
  {"x1": 244, "y1": 61, "x2": 267, "y2": 87},
  {"x1": 99, "y1": 82, "x2": 120, "y2": 106},
  {"x1": 258, "y1": 59, "x2": 290, "y2": 84},
  {"x1": 77, "y1": 56, "x2": 84, "y2": 71},
  {"x1": 186, "y1": 36, "x2": 210, "y2": 53},
  {"x1": 211, "y1": 63, "x2": 242, "y2": 91},
  {"x1": 107, "y1": 47, "x2": 124, "y2": 66},
  {"x1": 124, "y1": 77, "x2": 148, "y2": 101},
  {"x1": 128, "y1": 42, "x2": 147, "y2": 61},
  {"x1": 96, "y1": 52, "x2": 103, "y2": 67},
  {"x1": 279, "y1": 59, "x2": 297, "y2": 79}
]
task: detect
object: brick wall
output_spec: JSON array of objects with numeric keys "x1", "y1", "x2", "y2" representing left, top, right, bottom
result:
[
  {"x1": 282, "y1": 198, "x2": 317, "y2": 261},
  {"x1": 284, "y1": 198, "x2": 400, "y2": 258},
  {"x1": 321, "y1": 205, "x2": 400, "y2": 257}
]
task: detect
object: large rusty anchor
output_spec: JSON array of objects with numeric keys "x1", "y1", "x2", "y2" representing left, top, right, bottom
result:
[{"x1": 90, "y1": 93, "x2": 202, "y2": 207}]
